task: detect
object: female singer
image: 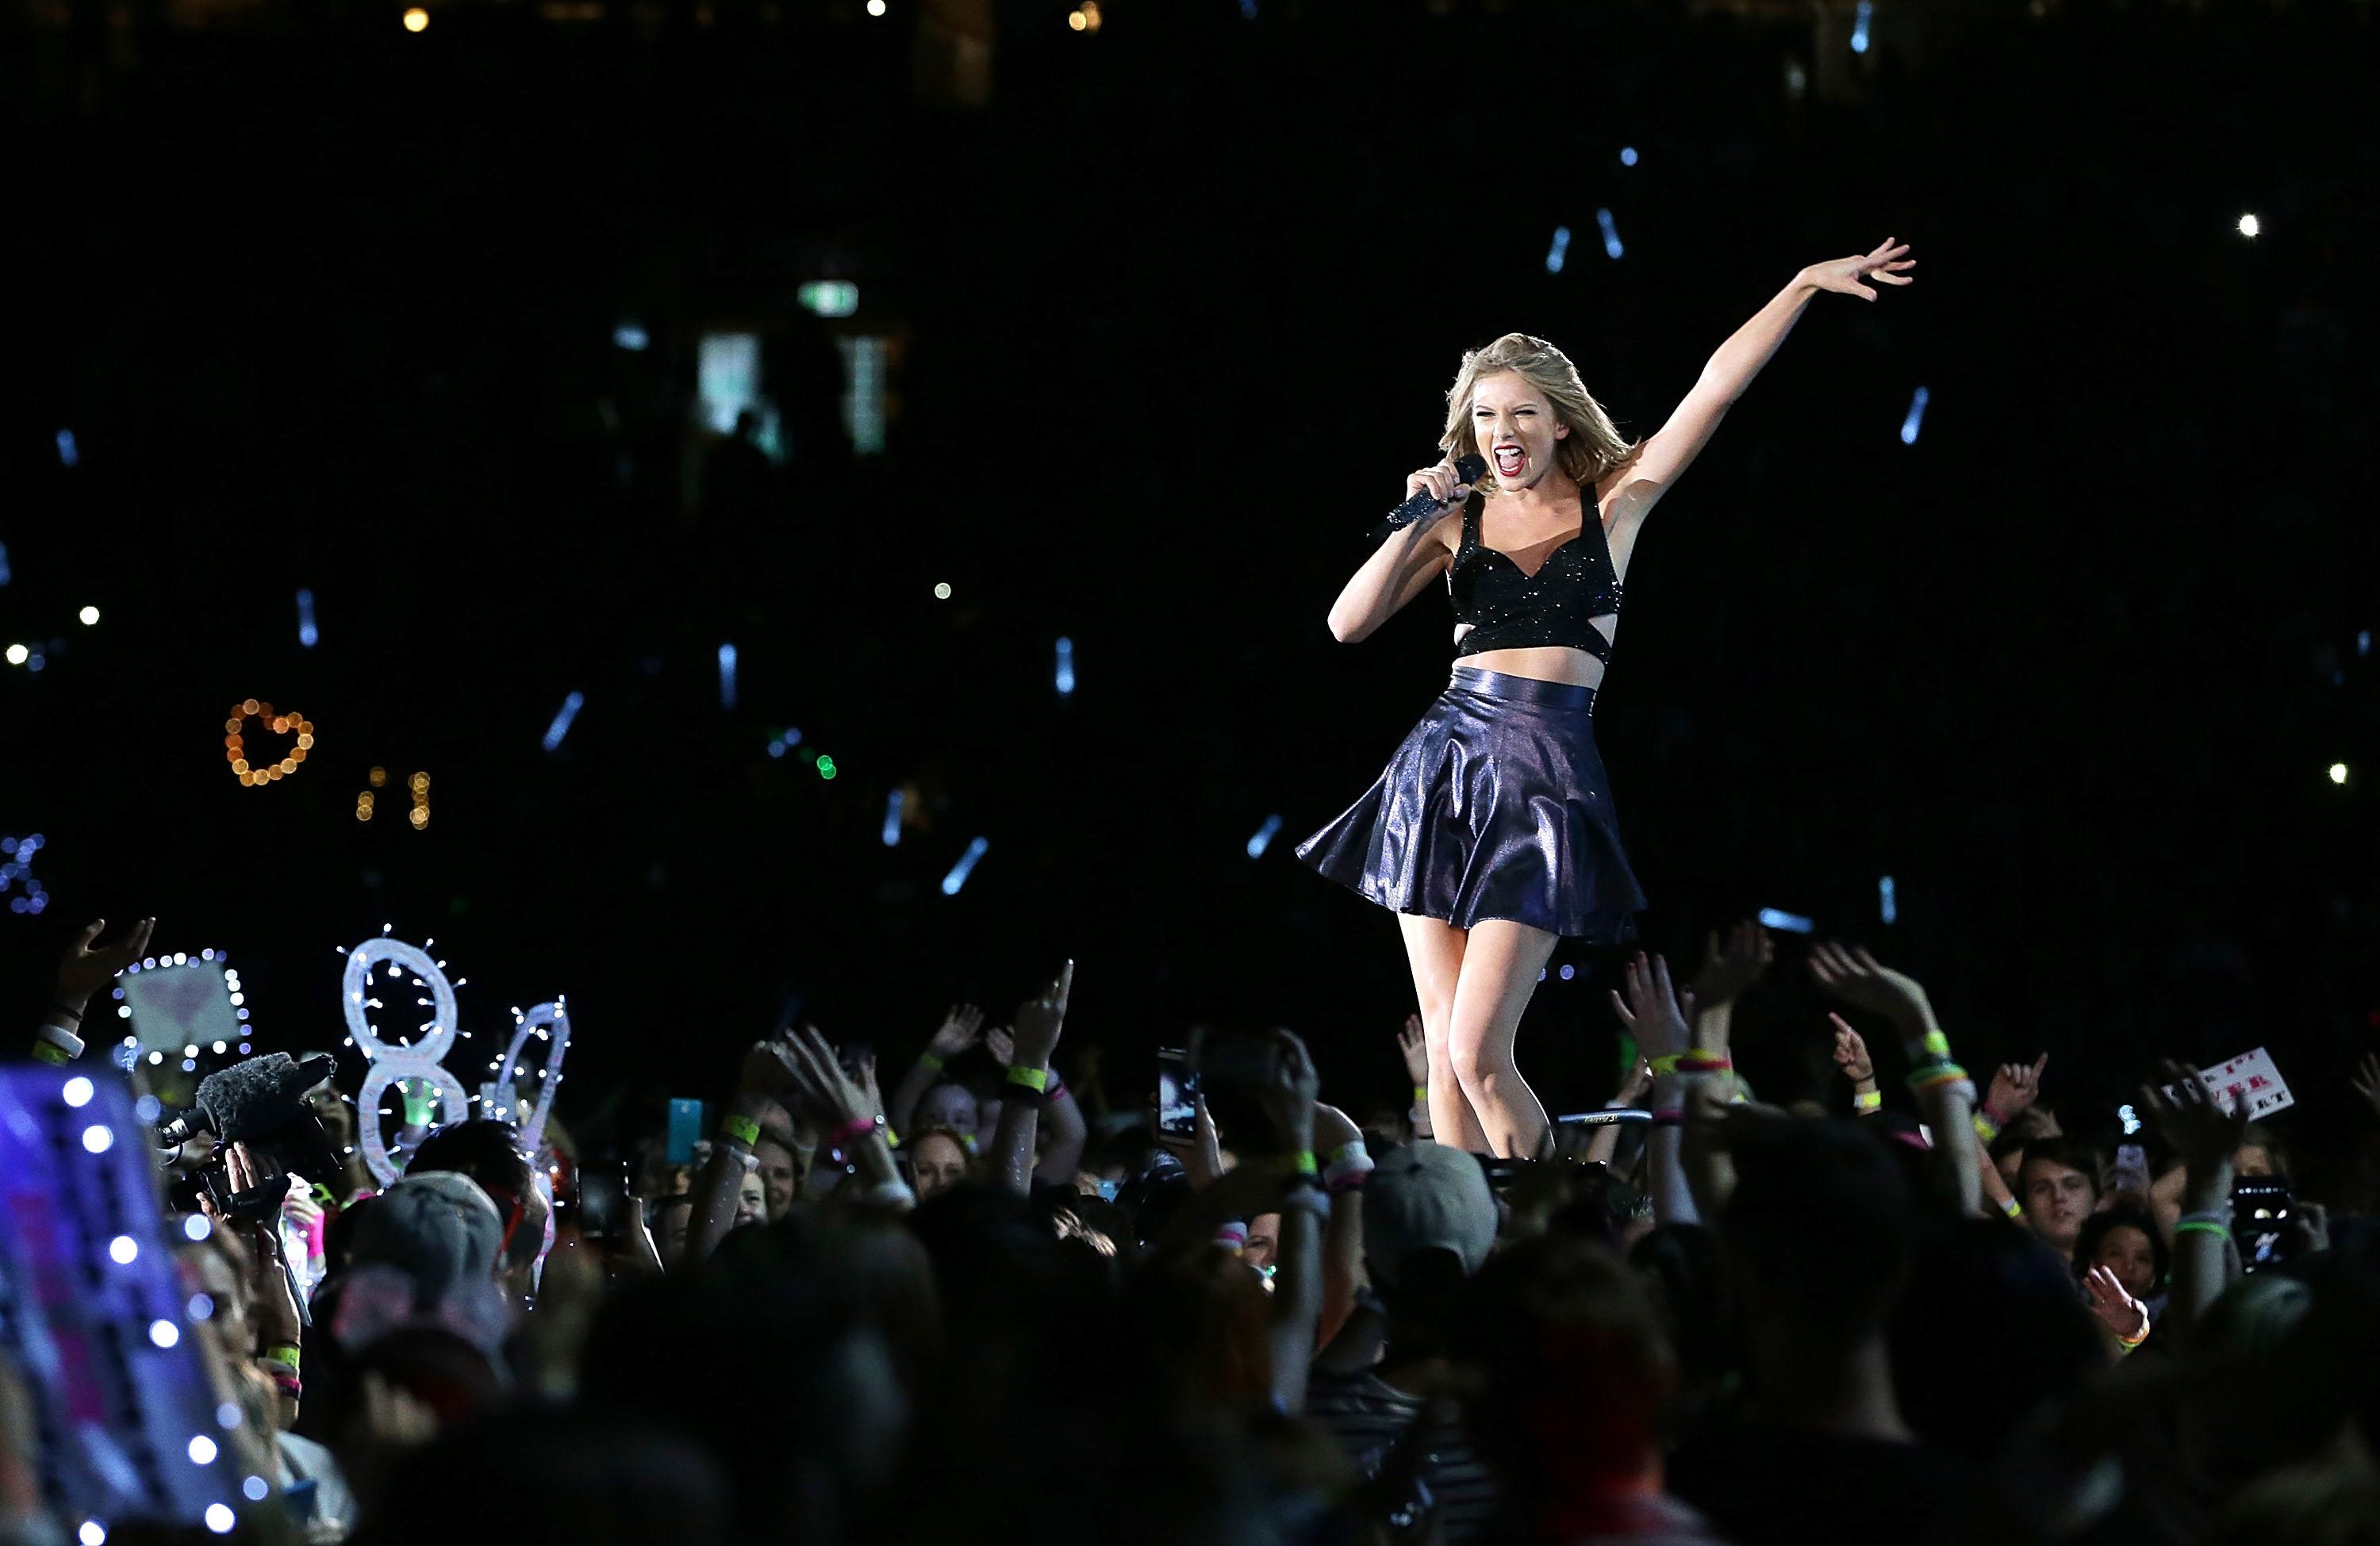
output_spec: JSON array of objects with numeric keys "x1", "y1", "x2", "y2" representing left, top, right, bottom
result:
[{"x1": 1299, "y1": 239, "x2": 1915, "y2": 1157}]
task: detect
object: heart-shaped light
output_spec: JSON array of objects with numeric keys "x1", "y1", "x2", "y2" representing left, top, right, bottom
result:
[{"x1": 225, "y1": 699, "x2": 315, "y2": 787}]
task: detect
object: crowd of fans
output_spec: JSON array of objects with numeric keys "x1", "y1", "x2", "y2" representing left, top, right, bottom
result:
[{"x1": 10, "y1": 915, "x2": 2380, "y2": 1546}]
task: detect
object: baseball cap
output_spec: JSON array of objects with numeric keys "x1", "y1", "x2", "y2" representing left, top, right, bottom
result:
[
  {"x1": 1362, "y1": 1141, "x2": 1497, "y2": 1288},
  {"x1": 351, "y1": 1170, "x2": 505, "y2": 1305}
]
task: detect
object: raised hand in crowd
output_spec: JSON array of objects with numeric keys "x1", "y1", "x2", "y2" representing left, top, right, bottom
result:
[
  {"x1": 31, "y1": 915, "x2": 155, "y2": 1063},
  {"x1": 1984, "y1": 1052, "x2": 2048, "y2": 1126},
  {"x1": 989, "y1": 961, "x2": 1073, "y2": 1195},
  {"x1": 2138, "y1": 1061, "x2": 2248, "y2": 1327},
  {"x1": 1810, "y1": 942, "x2": 1980, "y2": 1216},
  {"x1": 890, "y1": 1003, "x2": 985, "y2": 1138},
  {"x1": 1397, "y1": 1011, "x2": 1435, "y2": 1140},
  {"x1": 1610, "y1": 952, "x2": 1699, "y2": 1226},
  {"x1": 1829, "y1": 1012, "x2": 1882, "y2": 1118},
  {"x1": 985, "y1": 1018, "x2": 1089, "y2": 1183},
  {"x1": 1689, "y1": 919, "x2": 1772, "y2": 1058},
  {"x1": 1156, "y1": 1091, "x2": 1226, "y2": 1189},
  {"x1": 2351, "y1": 1049, "x2": 2380, "y2": 1119},
  {"x1": 2083, "y1": 1264, "x2": 2151, "y2": 1351}
]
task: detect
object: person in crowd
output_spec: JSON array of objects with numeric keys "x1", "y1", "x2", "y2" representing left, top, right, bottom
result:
[
  {"x1": 2018, "y1": 1136, "x2": 2106, "y2": 1260},
  {"x1": 1307, "y1": 1140, "x2": 1503, "y2": 1544},
  {"x1": 904, "y1": 1125, "x2": 973, "y2": 1200}
]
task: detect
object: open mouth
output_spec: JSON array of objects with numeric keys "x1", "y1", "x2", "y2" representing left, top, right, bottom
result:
[{"x1": 1492, "y1": 445, "x2": 1526, "y2": 478}]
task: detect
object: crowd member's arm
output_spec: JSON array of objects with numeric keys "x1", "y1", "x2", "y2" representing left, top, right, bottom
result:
[
  {"x1": 198, "y1": 1144, "x2": 305, "y2": 1430},
  {"x1": 1809, "y1": 943, "x2": 1982, "y2": 1218},
  {"x1": 1584, "y1": 1055, "x2": 1652, "y2": 1167},
  {"x1": 987, "y1": 1026, "x2": 1089, "y2": 1184},
  {"x1": 989, "y1": 962, "x2": 1074, "y2": 1196},
  {"x1": 1981, "y1": 1053, "x2": 2047, "y2": 1138},
  {"x1": 1312, "y1": 1101, "x2": 1370, "y2": 1350},
  {"x1": 1254, "y1": 1031, "x2": 1326, "y2": 1415},
  {"x1": 1689, "y1": 920, "x2": 1772, "y2": 1096},
  {"x1": 1979, "y1": 1140, "x2": 2022, "y2": 1223},
  {"x1": 1610, "y1": 953, "x2": 1701, "y2": 1227},
  {"x1": 687, "y1": 1039, "x2": 806, "y2": 1264},
  {"x1": 1396, "y1": 1013, "x2": 1435, "y2": 1141},
  {"x1": 1829, "y1": 1015, "x2": 1883, "y2": 1117},
  {"x1": 29, "y1": 915, "x2": 154, "y2": 1065},
  {"x1": 889, "y1": 1003, "x2": 984, "y2": 1139},
  {"x1": 774, "y1": 1026, "x2": 908, "y2": 1209},
  {"x1": 2140, "y1": 1063, "x2": 2245, "y2": 1331},
  {"x1": 1157, "y1": 1095, "x2": 1226, "y2": 1189}
]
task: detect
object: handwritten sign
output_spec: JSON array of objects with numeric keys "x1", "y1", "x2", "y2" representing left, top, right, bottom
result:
[{"x1": 2197, "y1": 1046, "x2": 2294, "y2": 1120}]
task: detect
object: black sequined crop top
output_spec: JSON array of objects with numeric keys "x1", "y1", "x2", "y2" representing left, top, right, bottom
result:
[{"x1": 1447, "y1": 497, "x2": 1625, "y2": 662}]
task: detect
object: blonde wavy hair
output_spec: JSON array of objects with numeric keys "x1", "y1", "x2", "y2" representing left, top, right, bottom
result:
[{"x1": 1439, "y1": 333, "x2": 1637, "y2": 493}]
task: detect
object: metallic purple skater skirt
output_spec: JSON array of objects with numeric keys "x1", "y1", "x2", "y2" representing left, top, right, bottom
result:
[{"x1": 1296, "y1": 666, "x2": 1645, "y2": 942}]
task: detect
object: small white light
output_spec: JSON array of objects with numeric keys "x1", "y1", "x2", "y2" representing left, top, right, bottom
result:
[
  {"x1": 933, "y1": 581, "x2": 952, "y2": 600},
  {"x1": 79, "y1": 605, "x2": 100, "y2": 626},
  {"x1": 243, "y1": 1476, "x2": 269, "y2": 1502},
  {"x1": 188, "y1": 1292, "x2": 213, "y2": 1320},
  {"x1": 203, "y1": 1503, "x2": 234, "y2": 1534},
  {"x1": 147, "y1": 1050, "x2": 163, "y2": 1065},
  {"x1": 108, "y1": 1236, "x2": 138, "y2": 1264},
  {"x1": 2331, "y1": 761, "x2": 2349, "y2": 785},
  {"x1": 1558, "y1": 964, "x2": 1577, "y2": 980},
  {"x1": 866, "y1": 0, "x2": 885, "y2": 12},
  {"x1": 4, "y1": 644, "x2": 25, "y2": 666},
  {"x1": 187, "y1": 1435, "x2": 217, "y2": 1465},
  {"x1": 148, "y1": 1319, "x2": 180, "y2": 1348},
  {"x1": 62, "y1": 1076, "x2": 94, "y2": 1107},
  {"x1": 227, "y1": 992, "x2": 243, "y2": 1006},
  {"x1": 83, "y1": 1125, "x2": 114, "y2": 1154},
  {"x1": 1619, "y1": 146, "x2": 1638, "y2": 167},
  {"x1": 216, "y1": 1401, "x2": 242, "y2": 1429},
  {"x1": 2237, "y1": 213, "x2": 2260, "y2": 238},
  {"x1": 183, "y1": 1214, "x2": 212, "y2": 1241},
  {"x1": 183, "y1": 1044, "x2": 198, "y2": 1058},
  {"x1": 79, "y1": 1522, "x2": 106, "y2": 1546}
]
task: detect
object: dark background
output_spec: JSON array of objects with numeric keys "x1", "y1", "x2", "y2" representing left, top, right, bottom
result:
[{"x1": 3, "y1": 0, "x2": 2374, "y2": 1174}]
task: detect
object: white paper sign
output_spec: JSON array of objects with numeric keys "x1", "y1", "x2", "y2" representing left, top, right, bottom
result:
[{"x1": 2198, "y1": 1046, "x2": 2294, "y2": 1120}]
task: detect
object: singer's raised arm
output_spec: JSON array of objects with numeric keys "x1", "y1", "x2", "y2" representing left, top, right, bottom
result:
[
  {"x1": 1599, "y1": 238, "x2": 1914, "y2": 577},
  {"x1": 1326, "y1": 458, "x2": 1468, "y2": 643}
]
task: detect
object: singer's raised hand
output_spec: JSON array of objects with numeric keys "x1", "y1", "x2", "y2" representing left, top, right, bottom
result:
[
  {"x1": 1405, "y1": 456, "x2": 1472, "y2": 510},
  {"x1": 1799, "y1": 237, "x2": 1916, "y2": 302}
]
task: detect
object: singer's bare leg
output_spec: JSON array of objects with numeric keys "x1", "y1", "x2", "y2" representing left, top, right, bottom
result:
[
  {"x1": 1443, "y1": 919, "x2": 1559, "y2": 1158},
  {"x1": 1397, "y1": 914, "x2": 1491, "y2": 1153}
]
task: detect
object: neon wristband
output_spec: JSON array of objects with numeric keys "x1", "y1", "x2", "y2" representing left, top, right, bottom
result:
[
  {"x1": 1214, "y1": 1221, "x2": 1249, "y2": 1253},
  {"x1": 1411, "y1": 1084, "x2": 1429, "y2": 1105},
  {"x1": 2117, "y1": 1323, "x2": 2150, "y2": 1349},
  {"x1": 1853, "y1": 1088, "x2": 1883, "y2": 1113},
  {"x1": 31, "y1": 1039, "x2": 73, "y2": 1066},
  {"x1": 831, "y1": 1115, "x2": 882, "y2": 1149},
  {"x1": 263, "y1": 1344, "x2": 301, "y2": 1373},
  {"x1": 1972, "y1": 1111, "x2": 2001, "y2": 1143},
  {"x1": 719, "y1": 1113, "x2": 762, "y2": 1149},
  {"x1": 1005, "y1": 1065, "x2": 1049, "y2": 1093},
  {"x1": 1921, "y1": 1029, "x2": 1952, "y2": 1058},
  {"x1": 2174, "y1": 1219, "x2": 2232, "y2": 1241},
  {"x1": 918, "y1": 1049, "x2": 946, "y2": 1072},
  {"x1": 1294, "y1": 1150, "x2": 1319, "y2": 1177},
  {"x1": 1998, "y1": 1193, "x2": 2023, "y2": 1220}
]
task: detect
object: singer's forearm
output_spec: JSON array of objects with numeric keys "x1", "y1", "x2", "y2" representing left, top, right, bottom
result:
[
  {"x1": 1328, "y1": 516, "x2": 1449, "y2": 643},
  {"x1": 1695, "y1": 275, "x2": 1821, "y2": 409}
]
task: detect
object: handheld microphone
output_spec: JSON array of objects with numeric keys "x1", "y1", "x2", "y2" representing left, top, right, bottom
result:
[{"x1": 1372, "y1": 455, "x2": 1487, "y2": 541}]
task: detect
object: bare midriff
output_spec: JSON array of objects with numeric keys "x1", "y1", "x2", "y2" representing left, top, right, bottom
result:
[{"x1": 1455, "y1": 620, "x2": 1618, "y2": 690}]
